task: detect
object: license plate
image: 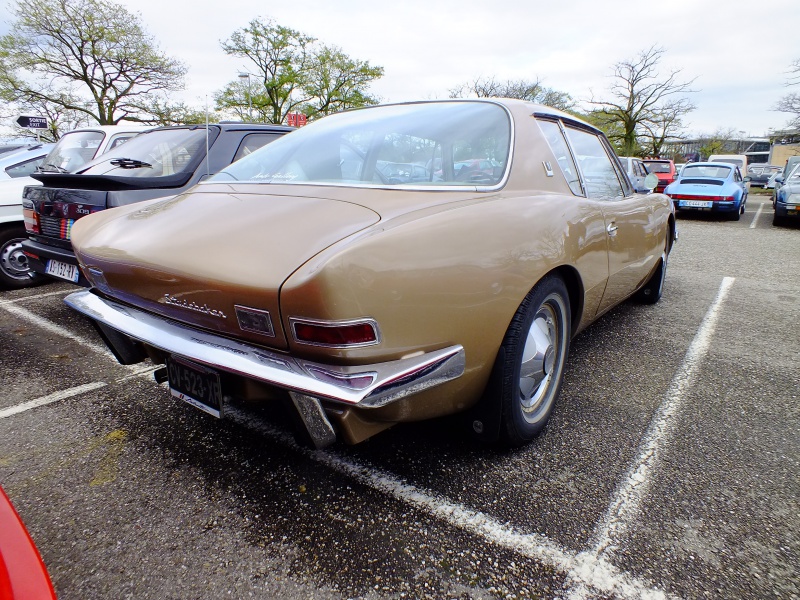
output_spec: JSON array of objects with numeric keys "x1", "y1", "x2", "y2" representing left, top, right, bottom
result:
[
  {"x1": 679, "y1": 200, "x2": 713, "y2": 208},
  {"x1": 166, "y1": 357, "x2": 223, "y2": 418},
  {"x1": 45, "y1": 259, "x2": 80, "y2": 282}
]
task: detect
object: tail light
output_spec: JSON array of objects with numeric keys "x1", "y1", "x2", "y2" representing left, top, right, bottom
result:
[
  {"x1": 22, "y1": 201, "x2": 39, "y2": 234},
  {"x1": 669, "y1": 194, "x2": 734, "y2": 202},
  {"x1": 290, "y1": 317, "x2": 380, "y2": 348}
]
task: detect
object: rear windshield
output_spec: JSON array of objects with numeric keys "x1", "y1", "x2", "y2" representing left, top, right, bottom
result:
[
  {"x1": 643, "y1": 161, "x2": 672, "y2": 173},
  {"x1": 40, "y1": 131, "x2": 105, "y2": 173},
  {"x1": 682, "y1": 165, "x2": 731, "y2": 179},
  {"x1": 77, "y1": 128, "x2": 209, "y2": 178},
  {"x1": 211, "y1": 101, "x2": 512, "y2": 187},
  {"x1": 714, "y1": 158, "x2": 743, "y2": 168}
]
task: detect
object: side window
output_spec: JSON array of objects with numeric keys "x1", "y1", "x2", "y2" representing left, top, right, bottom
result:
[
  {"x1": 563, "y1": 127, "x2": 626, "y2": 200},
  {"x1": 537, "y1": 120, "x2": 582, "y2": 195},
  {"x1": 107, "y1": 134, "x2": 137, "y2": 150},
  {"x1": 233, "y1": 133, "x2": 282, "y2": 162},
  {"x1": 5, "y1": 156, "x2": 46, "y2": 178}
]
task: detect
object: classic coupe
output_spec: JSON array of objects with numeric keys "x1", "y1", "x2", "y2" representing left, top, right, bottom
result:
[
  {"x1": 64, "y1": 99, "x2": 675, "y2": 448},
  {"x1": 664, "y1": 162, "x2": 749, "y2": 220}
]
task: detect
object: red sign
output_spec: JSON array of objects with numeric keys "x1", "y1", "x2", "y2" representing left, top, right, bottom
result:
[{"x1": 287, "y1": 113, "x2": 307, "y2": 127}]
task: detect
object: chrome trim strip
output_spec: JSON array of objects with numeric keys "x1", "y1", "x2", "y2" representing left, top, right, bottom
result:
[{"x1": 65, "y1": 290, "x2": 465, "y2": 409}]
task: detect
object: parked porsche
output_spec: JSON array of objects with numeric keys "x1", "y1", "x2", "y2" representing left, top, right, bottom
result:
[
  {"x1": 664, "y1": 162, "x2": 749, "y2": 220},
  {"x1": 773, "y1": 162, "x2": 800, "y2": 226},
  {"x1": 64, "y1": 99, "x2": 675, "y2": 449}
]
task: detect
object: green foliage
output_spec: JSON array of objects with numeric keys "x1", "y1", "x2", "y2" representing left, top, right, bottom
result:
[
  {"x1": 0, "y1": 0, "x2": 187, "y2": 127},
  {"x1": 216, "y1": 18, "x2": 383, "y2": 125}
]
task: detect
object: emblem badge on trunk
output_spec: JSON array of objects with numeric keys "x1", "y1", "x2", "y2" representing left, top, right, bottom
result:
[{"x1": 162, "y1": 294, "x2": 227, "y2": 319}]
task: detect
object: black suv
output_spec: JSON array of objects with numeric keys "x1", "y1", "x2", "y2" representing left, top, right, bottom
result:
[{"x1": 22, "y1": 123, "x2": 292, "y2": 286}]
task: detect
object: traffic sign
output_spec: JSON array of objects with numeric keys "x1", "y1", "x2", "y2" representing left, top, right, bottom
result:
[{"x1": 16, "y1": 115, "x2": 48, "y2": 129}]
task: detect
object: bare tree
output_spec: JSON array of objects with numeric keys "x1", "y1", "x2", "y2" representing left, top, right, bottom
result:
[
  {"x1": 590, "y1": 46, "x2": 695, "y2": 156},
  {"x1": 449, "y1": 76, "x2": 574, "y2": 112},
  {"x1": 775, "y1": 58, "x2": 800, "y2": 129},
  {"x1": 640, "y1": 98, "x2": 694, "y2": 157},
  {"x1": 0, "y1": 0, "x2": 187, "y2": 126}
]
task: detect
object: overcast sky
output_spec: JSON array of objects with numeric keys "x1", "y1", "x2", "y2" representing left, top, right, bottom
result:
[{"x1": 4, "y1": 0, "x2": 800, "y2": 136}]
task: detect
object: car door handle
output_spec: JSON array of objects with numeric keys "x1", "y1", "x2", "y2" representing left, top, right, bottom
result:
[{"x1": 607, "y1": 222, "x2": 618, "y2": 236}]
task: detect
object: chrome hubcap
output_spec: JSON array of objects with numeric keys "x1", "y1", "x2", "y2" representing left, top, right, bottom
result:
[
  {"x1": 0, "y1": 238, "x2": 30, "y2": 280},
  {"x1": 519, "y1": 299, "x2": 563, "y2": 417}
]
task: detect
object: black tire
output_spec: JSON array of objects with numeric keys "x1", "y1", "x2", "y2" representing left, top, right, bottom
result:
[
  {"x1": 773, "y1": 213, "x2": 784, "y2": 227},
  {"x1": 0, "y1": 225, "x2": 38, "y2": 290},
  {"x1": 495, "y1": 275, "x2": 571, "y2": 446},
  {"x1": 729, "y1": 208, "x2": 741, "y2": 221},
  {"x1": 635, "y1": 232, "x2": 670, "y2": 304}
]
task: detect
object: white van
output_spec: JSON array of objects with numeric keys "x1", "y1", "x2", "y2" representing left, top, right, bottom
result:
[{"x1": 708, "y1": 154, "x2": 748, "y2": 176}]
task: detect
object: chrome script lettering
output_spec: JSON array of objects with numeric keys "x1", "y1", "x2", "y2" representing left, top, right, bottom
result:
[{"x1": 162, "y1": 294, "x2": 227, "y2": 319}]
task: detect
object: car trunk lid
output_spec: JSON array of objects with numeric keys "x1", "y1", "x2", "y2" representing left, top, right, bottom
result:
[{"x1": 70, "y1": 189, "x2": 382, "y2": 350}]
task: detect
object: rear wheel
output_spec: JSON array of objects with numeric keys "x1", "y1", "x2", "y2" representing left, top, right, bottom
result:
[
  {"x1": 0, "y1": 225, "x2": 38, "y2": 290},
  {"x1": 495, "y1": 275, "x2": 571, "y2": 446}
]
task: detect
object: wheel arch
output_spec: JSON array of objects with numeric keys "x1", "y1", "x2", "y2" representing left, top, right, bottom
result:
[{"x1": 549, "y1": 264, "x2": 584, "y2": 338}]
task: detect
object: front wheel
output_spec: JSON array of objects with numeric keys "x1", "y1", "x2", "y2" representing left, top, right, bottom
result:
[
  {"x1": 0, "y1": 225, "x2": 38, "y2": 290},
  {"x1": 495, "y1": 275, "x2": 571, "y2": 446}
]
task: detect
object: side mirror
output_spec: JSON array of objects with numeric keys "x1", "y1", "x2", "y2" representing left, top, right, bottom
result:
[
  {"x1": 644, "y1": 173, "x2": 659, "y2": 190},
  {"x1": 743, "y1": 176, "x2": 751, "y2": 182},
  {"x1": 775, "y1": 175, "x2": 784, "y2": 184}
]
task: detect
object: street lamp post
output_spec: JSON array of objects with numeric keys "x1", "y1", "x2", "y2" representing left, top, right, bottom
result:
[{"x1": 238, "y1": 72, "x2": 252, "y2": 121}]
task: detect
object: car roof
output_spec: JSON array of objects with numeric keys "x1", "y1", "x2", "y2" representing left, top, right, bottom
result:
[
  {"x1": 138, "y1": 123, "x2": 296, "y2": 135},
  {"x1": 0, "y1": 143, "x2": 55, "y2": 167}
]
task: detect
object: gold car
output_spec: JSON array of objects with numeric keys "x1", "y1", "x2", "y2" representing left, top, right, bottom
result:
[{"x1": 65, "y1": 99, "x2": 675, "y2": 448}]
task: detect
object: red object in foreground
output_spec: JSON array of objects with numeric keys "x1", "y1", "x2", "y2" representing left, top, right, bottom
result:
[{"x1": 0, "y1": 487, "x2": 57, "y2": 600}]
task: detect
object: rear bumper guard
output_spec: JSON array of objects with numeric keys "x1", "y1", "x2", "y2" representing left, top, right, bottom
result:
[{"x1": 64, "y1": 290, "x2": 466, "y2": 410}]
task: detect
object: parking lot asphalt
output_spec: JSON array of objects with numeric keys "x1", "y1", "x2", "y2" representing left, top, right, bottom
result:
[{"x1": 1, "y1": 198, "x2": 798, "y2": 599}]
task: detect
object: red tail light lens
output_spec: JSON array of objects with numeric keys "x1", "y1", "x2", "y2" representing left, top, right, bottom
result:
[
  {"x1": 291, "y1": 318, "x2": 380, "y2": 347},
  {"x1": 22, "y1": 205, "x2": 39, "y2": 234}
]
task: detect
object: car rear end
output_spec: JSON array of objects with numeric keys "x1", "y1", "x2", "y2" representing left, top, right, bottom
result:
[{"x1": 643, "y1": 159, "x2": 676, "y2": 193}]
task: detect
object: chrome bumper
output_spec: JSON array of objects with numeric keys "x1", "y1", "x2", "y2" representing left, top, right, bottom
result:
[{"x1": 64, "y1": 290, "x2": 466, "y2": 409}]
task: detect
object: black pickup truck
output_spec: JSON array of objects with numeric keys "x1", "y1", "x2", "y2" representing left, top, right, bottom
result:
[{"x1": 22, "y1": 122, "x2": 292, "y2": 286}]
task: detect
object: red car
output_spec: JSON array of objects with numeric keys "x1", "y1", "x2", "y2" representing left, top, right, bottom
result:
[
  {"x1": 643, "y1": 159, "x2": 677, "y2": 193},
  {"x1": 0, "y1": 486, "x2": 57, "y2": 599}
]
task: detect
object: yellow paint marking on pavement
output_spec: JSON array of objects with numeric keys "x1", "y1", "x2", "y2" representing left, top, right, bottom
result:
[{"x1": 90, "y1": 429, "x2": 128, "y2": 486}]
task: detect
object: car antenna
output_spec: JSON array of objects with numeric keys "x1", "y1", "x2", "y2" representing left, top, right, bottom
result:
[{"x1": 205, "y1": 95, "x2": 210, "y2": 178}]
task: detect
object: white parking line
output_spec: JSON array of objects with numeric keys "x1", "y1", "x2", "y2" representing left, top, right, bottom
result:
[
  {"x1": 0, "y1": 288, "x2": 71, "y2": 306},
  {"x1": 0, "y1": 301, "x2": 136, "y2": 368},
  {"x1": 750, "y1": 202, "x2": 765, "y2": 229},
  {"x1": 3, "y1": 282, "x2": 725, "y2": 599},
  {"x1": 0, "y1": 382, "x2": 107, "y2": 419},
  {"x1": 224, "y1": 407, "x2": 676, "y2": 600},
  {"x1": 589, "y1": 277, "x2": 735, "y2": 561}
]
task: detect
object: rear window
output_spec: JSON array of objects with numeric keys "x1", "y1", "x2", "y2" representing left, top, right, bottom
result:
[
  {"x1": 78, "y1": 128, "x2": 211, "y2": 178},
  {"x1": 643, "y1": 161, "x2": 672, "y2": 173},
  {"x1": 681, "y1": 165, "x2": 731, "y2": 179},
  {"x1": 41, "y1": 131, "x2": 105, "y2": 173},
  {"x1": 212, "y1": 101, "x2": 512, "y2": 188}
]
